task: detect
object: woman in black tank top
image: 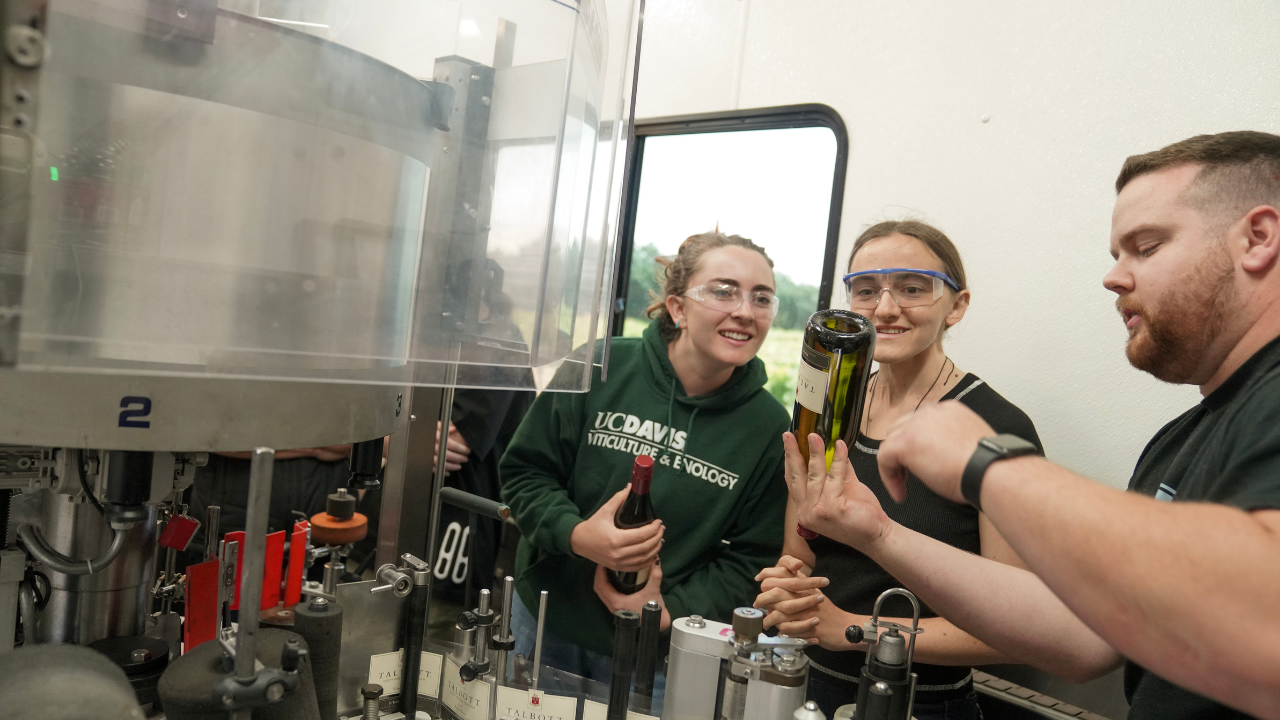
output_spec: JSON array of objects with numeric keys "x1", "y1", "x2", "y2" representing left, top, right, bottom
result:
[{"x1": 755, "y1": 221, "x2": 1042, "y2": 720}]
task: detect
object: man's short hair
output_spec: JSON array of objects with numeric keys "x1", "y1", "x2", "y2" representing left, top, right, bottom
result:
[{"x1": 1116, "y1": 131, "x2": 1280, "y2": 228}]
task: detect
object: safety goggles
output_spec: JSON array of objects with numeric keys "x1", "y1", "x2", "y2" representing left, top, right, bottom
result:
[
  {"x1": 842, "y1": 268, "x2": 961, "y2": 310},
  {"x1": 684, "y1": 282, "x2": 780, "y2": 319}
]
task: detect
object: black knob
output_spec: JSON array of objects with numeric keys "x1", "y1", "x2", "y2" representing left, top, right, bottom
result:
[
  {"x1": 281, "y1": 639, "x2": 307, "y2": 672},
  {"x1": 459, "y1": 662, "x2": 479, "y2": 682},
  {"x1": 325, "y1": 489, "x2": 356, "y2": 520},
  {"x1": 845, "y1": 624, "x2": 864, "y2": 645},
  {"x1": 456, "y1": 611, "x2": 478, "y2": 630}
]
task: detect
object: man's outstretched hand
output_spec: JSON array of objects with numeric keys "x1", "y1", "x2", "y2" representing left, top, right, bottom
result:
[
  {"x1": 878, "y1": 401, "x2": 995, "y2": 504},
  {"x1": 783, "y1": 432, "x2": 892, "y2": 551}
]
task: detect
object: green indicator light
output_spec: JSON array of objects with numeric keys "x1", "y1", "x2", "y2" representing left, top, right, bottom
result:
[{"x1": 49, "y1": 167, "x2": 58, "y2": 181}]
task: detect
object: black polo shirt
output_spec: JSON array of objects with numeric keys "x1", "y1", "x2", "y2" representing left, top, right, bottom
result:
[{"x1": 1125, "y1": 333, "x2": 1280, "y2": 719}]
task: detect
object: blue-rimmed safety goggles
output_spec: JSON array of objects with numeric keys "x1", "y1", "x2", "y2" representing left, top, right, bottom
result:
[{"x1": 842, "y1": 268, "x2": 961, "y2": 309}]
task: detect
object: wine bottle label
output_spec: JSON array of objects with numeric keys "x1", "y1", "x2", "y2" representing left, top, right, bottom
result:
[{"x1": 795, "y1": 345, "x2": 831, "y2": 414}]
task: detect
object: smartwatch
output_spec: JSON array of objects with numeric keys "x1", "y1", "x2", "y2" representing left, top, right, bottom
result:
[{"x1": 960, "y1": 434, "x2": 1041, "y2": 511}]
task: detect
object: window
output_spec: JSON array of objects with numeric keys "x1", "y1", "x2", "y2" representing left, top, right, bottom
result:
[{"x1": 611, "y1": 106, "x2": 848, "y2": 410}]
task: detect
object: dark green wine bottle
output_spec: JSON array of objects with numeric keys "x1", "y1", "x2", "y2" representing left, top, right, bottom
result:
[{"x1": 791, "y1": 309, "x2": 876, "y2": 538}]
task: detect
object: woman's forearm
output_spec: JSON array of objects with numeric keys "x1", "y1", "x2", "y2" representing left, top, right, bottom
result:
[
  {"x1": 820, "y1": 605, "x2": 1014, "y2": 666},
  {"x1": 864, "y1": 521, "x2": 1121, "y2": 681},
  {"x1": 905, "y1": 616, "x2": 1016, "y2": 666},
  {"x1": 783, "y1": 499, "x2": 817, "y2": 571}
]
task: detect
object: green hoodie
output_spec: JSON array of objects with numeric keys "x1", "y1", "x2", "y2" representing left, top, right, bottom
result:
[{"x1": 500, "y1": 322, "x2": 789, "y2": 655}]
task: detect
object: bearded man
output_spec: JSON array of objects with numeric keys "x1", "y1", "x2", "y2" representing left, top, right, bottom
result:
[{"x1": 771, "y1": 131, "x2": 1280, "y2": 719}]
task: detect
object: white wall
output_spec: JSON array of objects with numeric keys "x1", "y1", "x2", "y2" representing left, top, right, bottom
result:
[{"x1": 634, "y1": 0, "x2": 1280, "y2": 488}]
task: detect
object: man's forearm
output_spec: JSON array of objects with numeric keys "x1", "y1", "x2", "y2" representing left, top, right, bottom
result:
[
  {"x1": 866, "y1": 519, "x2": 1120, "y2": 681},
  {"x1": 982, "y1": 457, "x2": 1280, "y2": 718}
]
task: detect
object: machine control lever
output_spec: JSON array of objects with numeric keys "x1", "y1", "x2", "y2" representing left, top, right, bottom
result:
[{"x1": 369, "y1": 564, "x2": 411, "y2": 597}]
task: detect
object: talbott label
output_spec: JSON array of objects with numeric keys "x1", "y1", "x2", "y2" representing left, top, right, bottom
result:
[
  {"x1": 495, "y1": 687, "x2": 578, "y2": 719},
  {"x1": 795, "y1": 346, "x2": 831, "y2": 414},
  {"x1": 366, "y1": 649, "x2": 443, "y2": 698},
  {"x1": 443, "y1": 656, "x2": 491, "y2": 720}
]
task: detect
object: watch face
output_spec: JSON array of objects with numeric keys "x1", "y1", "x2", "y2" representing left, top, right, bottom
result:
[
  {"x1": 978, "y1": 437, "x2": 1005, "y2": 453},
  {"x1": 987, "y1": 434, "x2": 1038, "y2": 455}
]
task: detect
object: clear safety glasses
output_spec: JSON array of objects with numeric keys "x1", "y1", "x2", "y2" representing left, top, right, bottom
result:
[
  {"x1": 684, "y1": 282, "x2": 780, "y2": 319},
  {"x1": 842, "y1": 268, "x2": 961, "y2": 310}
]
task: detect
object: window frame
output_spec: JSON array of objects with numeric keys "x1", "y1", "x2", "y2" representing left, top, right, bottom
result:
[{"x1": 608, "y1": 104, "x2": 850, "y2": 337}]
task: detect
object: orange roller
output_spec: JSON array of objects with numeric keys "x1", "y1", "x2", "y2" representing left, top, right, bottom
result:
[
  {"x1": 310, "y1": 488, "x2": 368, "y2": 546},
  {"x1": 310, "y1": 511, "x2": 367, "y2": 546}
]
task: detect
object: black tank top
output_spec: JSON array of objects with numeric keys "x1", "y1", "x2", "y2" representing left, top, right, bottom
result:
[{"x1": 806, "y1": 374, "x2": 1042, "y2": 689}]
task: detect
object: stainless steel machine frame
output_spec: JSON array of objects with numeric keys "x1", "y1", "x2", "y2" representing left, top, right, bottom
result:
[
  {"x1": 0, "y1": 1, "x2": 643, "y2": 717},
  {"x1": 665, "y1": 610, "x2": 811, "y2": 720}
]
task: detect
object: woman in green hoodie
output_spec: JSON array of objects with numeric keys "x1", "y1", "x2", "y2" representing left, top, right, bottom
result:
[{"x1": 500, "y1": 230, "x2": 791, "y2": 695}]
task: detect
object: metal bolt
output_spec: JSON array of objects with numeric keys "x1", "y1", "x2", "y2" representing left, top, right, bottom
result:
[
  {"x1": 361, "y1": 684, "x2": 384, "y2": 720},
  {"x1": 481, "y1": 96, "x2": 491, "y2": 106},
  {"x1": 176, "y1": 7, "x2": 188, "y2": 18},
  {"x1": 6, "y1": 25, "x2": 45, "y2": 69},
  {"x1": 221, "y1": 692, "x2": 235, "y2": 707},
  {"x1": 309, "y1": 596, "x2": 330, "y2": 612},
  {"x1": 11, "y1": 114, "x2": 27, "y2": 128},
  {"x1": 130, "y1": 648, "x2": 150, "y2": 662},
  {"x1": 265, "y1": 682, "x2": 284, "y2": 702},
  {"x1": 687, "y1": 615, "x2": 706, "y2": 628}
]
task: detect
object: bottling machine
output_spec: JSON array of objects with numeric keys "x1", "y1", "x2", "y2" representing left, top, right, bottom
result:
[{"x1": 0, "y1": 0, "x2": 640, "y2": 716}]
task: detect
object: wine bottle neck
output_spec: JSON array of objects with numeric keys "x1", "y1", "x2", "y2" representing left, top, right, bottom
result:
[{"x1": 631, "y1": 473, "x2": 651, "y2": 495}]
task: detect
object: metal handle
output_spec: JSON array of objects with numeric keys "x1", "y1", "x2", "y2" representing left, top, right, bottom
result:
[
  {"x1": 866, "y1": 588, "x2": 922, "y2": 674},
  {"x1": 370, "y1": 563, "x2": 411, "y2": 597},
  {"x1": 439, "y1": 487, "x2": 511, "y2": 521}
]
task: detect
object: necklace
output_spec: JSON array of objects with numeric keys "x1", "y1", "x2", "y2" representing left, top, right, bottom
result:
[{"x1": 864, "y1": 355, "x2": 952, "y2": 434}]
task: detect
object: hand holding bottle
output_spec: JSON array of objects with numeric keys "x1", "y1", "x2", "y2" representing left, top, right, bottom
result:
[
  {"x1": 784, "y1": 432, "x2": 892, "y2": 551},
  {"x1": 570, "y1": 484, "x2": 664, "y2": 571},
  {"x1": 592, "y1": 560, "x2": 671, "y2": 631},
  {"x1": 790, "y1": 309, "x2": 877, "y2": 538}
]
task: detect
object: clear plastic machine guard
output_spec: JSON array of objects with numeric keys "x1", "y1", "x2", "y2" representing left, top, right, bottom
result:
[{"x1": 4, "y1": 0, "x2": 640, "y2": 392}]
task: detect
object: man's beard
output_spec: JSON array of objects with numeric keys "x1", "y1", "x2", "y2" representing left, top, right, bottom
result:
[{"x1": 1119, "y1": 248, "x2": 1235, "y2": 384}]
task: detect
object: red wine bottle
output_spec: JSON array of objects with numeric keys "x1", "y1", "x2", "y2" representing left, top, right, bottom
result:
[{"x1": 606, "y1": 455, "x2": 656, "y2": 594}]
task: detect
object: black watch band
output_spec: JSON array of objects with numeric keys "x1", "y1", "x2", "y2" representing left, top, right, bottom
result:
[{"x1": 961, "y1": 434, "x2": 1040, "y2": 511}]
